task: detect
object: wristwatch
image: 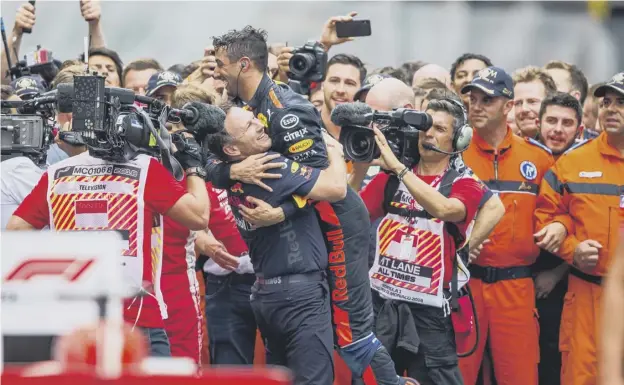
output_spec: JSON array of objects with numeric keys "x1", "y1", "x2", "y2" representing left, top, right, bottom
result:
[{"x1": 185, "y1": 167, "x2": 207, "y2": 179}]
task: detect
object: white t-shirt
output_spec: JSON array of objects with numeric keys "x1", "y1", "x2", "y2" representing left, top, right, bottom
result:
[{"x1": 1, "y1": 157, "x2": 44, "y2": 229}]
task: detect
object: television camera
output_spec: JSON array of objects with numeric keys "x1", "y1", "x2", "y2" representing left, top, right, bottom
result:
[
  {"x1": 1, "y1": 74, "x2": 215, "y2": 180},
  {"x1": 331, "y1": 102, "x2": 433, "y2": 165}
]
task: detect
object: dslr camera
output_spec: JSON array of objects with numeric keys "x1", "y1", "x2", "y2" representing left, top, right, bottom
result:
[
  {"x1": 339, "y1": 108, "x2": 433, "y2": 165},
  {"x1": 288, "y1": 40, "x2": 327, "y2": 95}
]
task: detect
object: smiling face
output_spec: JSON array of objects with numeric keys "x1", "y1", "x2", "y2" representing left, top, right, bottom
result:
[
  {"x1": 214, "y1": 47, "x2": 243, "y2": 97},
  {"x1": 322, "y1": 63, "x2": 361, "y2": 112},
  {"x1": 514, "y1": 80, "x2": 547, "y2": 138},
  {"x1": 223, "y1": 107, "x2": 272, "y2": 159},
  {"x1": 539, "y1": 105, "x2": 580, "y2": 155}
]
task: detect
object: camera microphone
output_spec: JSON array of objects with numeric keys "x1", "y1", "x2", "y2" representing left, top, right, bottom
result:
[
  {"x1": 421, "y1": 143, "x2": 465, "y2": 155},
  {"x1": 179, "y1": 102, "x2": 226, "y2": 142},
  {"x1": 330, "y1": 102, "x2": 373, "y2": 127}
]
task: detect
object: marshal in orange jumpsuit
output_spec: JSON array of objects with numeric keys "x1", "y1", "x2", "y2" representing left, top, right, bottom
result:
[
  {"x1": 461, "y1": 128, "x2": 554, "y2": 385},
  {"x1": 535, "y1": 131, "x2": 624, "y2": 385}
]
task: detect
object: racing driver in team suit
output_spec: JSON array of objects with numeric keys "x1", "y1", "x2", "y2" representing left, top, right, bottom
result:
[{"x1": 204, "y1": 26, "x2": 416, "y2": 385}]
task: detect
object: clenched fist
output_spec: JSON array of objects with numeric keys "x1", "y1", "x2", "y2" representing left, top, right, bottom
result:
[{"x1": 80, "y1": 0, "x2": 101, "y2": 22}]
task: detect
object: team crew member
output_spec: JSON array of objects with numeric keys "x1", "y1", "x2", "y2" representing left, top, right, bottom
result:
[
  {"x1": 7, "y1": 130, "x2": 210, "y2": 357},
  {"x1": 206, "y1": 103, "x2": 348, "y2": 385},
  {"x1": 459, "y1": 67, "x2": 555, "y2": 385},
  {"x1": 536, "y1": 72, "x2": 624, "y2": 385},
  {"x1": 361, "y1": 97, "x2": 496, "y2": 385},
  {"x1": 531, "y1": 91, "x2": 586, "y2": 385},
  {"x1": 205, "y1": 26, "x2": 415, "y2": 385}
]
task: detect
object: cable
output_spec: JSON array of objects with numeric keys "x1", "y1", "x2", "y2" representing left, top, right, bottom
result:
[{"x1": 457, "y1": 285, "x2": 480, "y2": 358}]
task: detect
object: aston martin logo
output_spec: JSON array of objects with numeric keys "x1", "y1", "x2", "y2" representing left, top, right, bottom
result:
[
  {"x1": 16, "y1": 77, "x2": 37, "y2": 89},
  {"x1": 611, "y1": 72, "x2": 624, "y2": 85},
  {"x1": 476, "y1": 68, "x2": 497, "y2": 82}
]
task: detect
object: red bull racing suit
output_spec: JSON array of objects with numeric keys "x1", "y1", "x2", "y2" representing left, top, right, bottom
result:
[{"x1": 205, "y1": 73, "x2": 406, "y2": 385}]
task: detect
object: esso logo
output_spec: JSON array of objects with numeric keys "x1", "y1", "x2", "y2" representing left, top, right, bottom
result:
[{"x1": 280, "y1": 114, "x2": 300, "y2": 129}]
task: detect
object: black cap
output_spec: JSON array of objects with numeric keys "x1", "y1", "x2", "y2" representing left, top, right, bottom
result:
[
  {"x1": 354, "y1": 73, "x2": 391, "y2": 102},
  {"x1": 594, "y1": 72, "x2": 624, "y2": 97},
  {"x1": 461, "y1": 66, "x2": 514, "y2": 99},
  {"x1": 146, "y1": 71, "x2": 182, "y2": 97}
]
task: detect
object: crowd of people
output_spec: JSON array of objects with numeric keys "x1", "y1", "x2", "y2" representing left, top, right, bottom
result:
[{"x1": 1, "y1": 2, "x2": 623, "y2": 385}]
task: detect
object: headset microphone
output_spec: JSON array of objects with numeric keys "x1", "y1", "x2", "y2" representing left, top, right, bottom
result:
[{"x1": 421, "y1": 143, "x2": 466, "y2": 156}]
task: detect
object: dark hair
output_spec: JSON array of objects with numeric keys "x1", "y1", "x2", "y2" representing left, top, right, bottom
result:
[
  {"x1": 544, "y1": 60, "x2": 589, "y2": 105},
  {"x1": 206, "y1": 100, "x2": 236, "y2": 161},
  {"x1": 212, "y1": 26, "x2": 269, "y2": 72},
  {"x1": 538, "y1": 91, "x2": 582, "y2": 126},
  {"x1": 167, "y1": 63, "x2": 188, "y2": 77},
  {"x1": 371, "y1": 66, "x2": 407, "y2": 84},
  {"x1": 425, "y1": 98, "x2": 465, "y2": 134},
  {"x1": 122, "y1": 58, "x2": 163, "y2": 86},
  {"x1": 450, "y1": 53, "x2": 493, "y2": 82},
  {"x1": 327, "y1": 54, "x2": 367, "y2": 84},
  {"x1": 400, "y1": 61, "x2": 428, "y2": 85},
  {"x1": 81, "y1": 47, "x2": 124, "y2": 83}
]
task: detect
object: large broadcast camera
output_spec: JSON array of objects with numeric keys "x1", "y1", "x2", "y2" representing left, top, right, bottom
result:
[
  {"x1": 1, "y1": 74, "x2": 217, "y2": 180},
  {"x1": 331, "y1": 102, "x2": 433, "y2": 165},
  {"x1": 288, "y1": 40, "x2": 327, "y2": 96},
  {"x1": 1, "y1": 92, "x2": 57, "y2": 165}
]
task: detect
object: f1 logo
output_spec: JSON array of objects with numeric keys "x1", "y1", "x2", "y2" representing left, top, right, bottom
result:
[{"x1": 5, "y1": 259, "x2": 95, "y2": 282}]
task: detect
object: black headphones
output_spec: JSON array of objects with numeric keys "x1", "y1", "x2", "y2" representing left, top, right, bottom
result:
[
  {"x1": 241, "y1": 61, "x2": 247, "y2": 69},
  {"x1": 447, "y1": 98, "x2": 473, "y2": 152}
]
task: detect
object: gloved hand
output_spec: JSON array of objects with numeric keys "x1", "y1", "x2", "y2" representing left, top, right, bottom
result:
[{"x1": 172, "y1": 132, "x2": 205, "y2": 170}]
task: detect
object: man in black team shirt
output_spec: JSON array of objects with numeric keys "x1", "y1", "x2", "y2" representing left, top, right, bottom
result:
[
  {"x1": 206, "y1": 103, "x2": 348, "y2": 385},
  {"x1": 205, "y1": 26, "x2": 417, "y2": 385}
]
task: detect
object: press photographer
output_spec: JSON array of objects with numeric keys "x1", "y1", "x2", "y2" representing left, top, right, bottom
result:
[
  {"x1": 357, "y1": 96, "x2": 503, "y2": 384},
  {"x1": 6, "y1": 74, "x2": 210, "y2": 357}
]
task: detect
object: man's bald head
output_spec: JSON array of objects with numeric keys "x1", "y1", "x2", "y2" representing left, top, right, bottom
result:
[
  {"x1": 366, "y1": 78, "x2": 415, "y2": 111},
  {"x1": 412, "y1": 64, "x2": 452, "y2": 89}
]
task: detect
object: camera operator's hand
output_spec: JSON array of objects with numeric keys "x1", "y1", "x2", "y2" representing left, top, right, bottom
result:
[
  {"x1": 80, "y1": 0, "x2": 101, "y2": 22},
  {"x1": 276, "y1": 46, "x2": 295, "y2": 83},
  {"x1": 319, "y1": 11, "x2": 358, "y2": 51},
  {"x1": 230, "y1": 153, "x2": 287, "y2": 193},
  {"x1": 172, "y1": 133, "x2": 205, "y2": 170},
  {"x1": 14, "y1": 2, "x2": 36, "y2": 35},
  {"x1": 373, "y1": 127, "x2": 404, "y2": 173}
]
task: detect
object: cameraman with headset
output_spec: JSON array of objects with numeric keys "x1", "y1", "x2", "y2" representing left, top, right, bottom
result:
[
  {"x1": 6, "y1": 75, "x2": 210, "y2": 357},
  {"x1": 359, "y1": 96, "x2": 497, "y2": 385}
]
